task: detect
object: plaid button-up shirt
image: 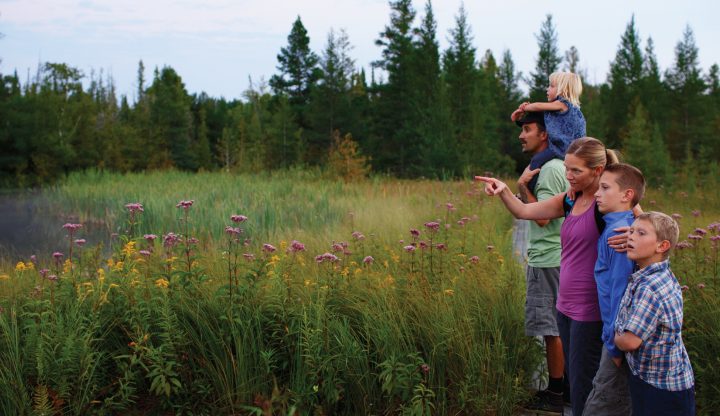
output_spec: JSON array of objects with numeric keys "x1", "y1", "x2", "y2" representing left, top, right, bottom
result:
[{"x1": 615, "y1": 260, "x2": 694, "y2": 391}]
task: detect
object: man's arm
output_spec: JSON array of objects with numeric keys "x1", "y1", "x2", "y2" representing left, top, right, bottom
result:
[{"x1": 517, "y1": 166, "x2": 549, "y2": 227}]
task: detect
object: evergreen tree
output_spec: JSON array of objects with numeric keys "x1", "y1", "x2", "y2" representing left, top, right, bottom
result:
[
  {"x1": 564, "y1": 46, "x2": 580, "y2": 73},
  {"x1": 665, "y1": 25, "x2": 707, "y2": 157},
  {"x1": 371, "y1": 0, "x2": 417, "y2": 175},
  {"x1": 605, "y1": 15, "x2": 644, "y2": 147},
  {"x1": 639, "y1": 37, "x2": 667, "y2": 129},
  {"x1": 146, "y1": 66, "x2": 193, "y2": 169},
  {"x1": 529, "y1": 15, "x2": 562, "y2": 102},
  {"x1": 269, "y1": 16, "x2": 320, "y2": 133},
  {"x1": 442, "y1": 3, "x2": 477, "y2": 173},
  {"x1": 622, "y1": 103, "x2": 671, "y2": 186},
  {"x1": 497, "y1": 49, "x2": 524, "y2": 170},
  {"x1": 307, "y1": 28, "x2": 355, "y2": 164}
]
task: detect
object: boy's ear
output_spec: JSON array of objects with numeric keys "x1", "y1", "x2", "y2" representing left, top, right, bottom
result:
[
  {"x1": 656, "y1": 239, "x2": 672, "y2": 255},
  {"x1": 622, "y1": 188, "x2": 635, "y2": 203}
]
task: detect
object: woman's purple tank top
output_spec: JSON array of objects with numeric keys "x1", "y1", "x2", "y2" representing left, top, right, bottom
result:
[{"x1": 558, "y1": 200, "x2": 601, "y2": 321}]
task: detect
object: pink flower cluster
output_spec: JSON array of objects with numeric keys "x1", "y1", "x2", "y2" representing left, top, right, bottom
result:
[
  {"x1": 424, "y1": 222, "x2": 440, "y2": 233},
  {"x1": 288, "y1": 240, "x2": 306, "y2": 253},
  {"x1": 176, "y1": 200, "x2": 194, "y2": 210},
  {"x1": 225, "y1": 226, "x2": 242, "y2": 236},
  {"x1": 315, "y1": 252, "x2": 340, "y2": 263},
  {"x1": 231, "y1": 215, "x2": 248, "y2": 223},
  {"x1": 125, "y1": 202, "x2": 144, "y2": 213},
  {"x1": 62, "y1": 223, "x2": 83, "y2": 232},
  {"x1": 163, "y1": 232, "x2": 181, "y2": 248},
  {"x1": 262, "y1": 244, "x2": 277, "y2": 253}
]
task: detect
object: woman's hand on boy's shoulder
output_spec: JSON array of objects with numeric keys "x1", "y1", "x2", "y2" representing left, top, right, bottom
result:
[{"x1": 608, "y1": 227, "x2": 630, "y2": 252}]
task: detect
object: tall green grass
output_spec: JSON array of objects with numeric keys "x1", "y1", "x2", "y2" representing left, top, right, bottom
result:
[{"x1": 1, "y1": 171, "x2": 718, "y2": 414}]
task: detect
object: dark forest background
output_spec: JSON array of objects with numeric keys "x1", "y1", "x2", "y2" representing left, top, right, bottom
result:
[{"x1": 1, "y1": 1, "x2": 719, "y2": 187}]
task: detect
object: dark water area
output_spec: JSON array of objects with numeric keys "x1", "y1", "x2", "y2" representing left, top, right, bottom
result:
[{"x1": 0, "y1": 191, "x2": 112, "y2": 262}]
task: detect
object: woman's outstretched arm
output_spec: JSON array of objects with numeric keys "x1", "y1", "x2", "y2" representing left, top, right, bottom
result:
[{"x1": 475, "y1": 176, "x2": 566, "y2": 221}]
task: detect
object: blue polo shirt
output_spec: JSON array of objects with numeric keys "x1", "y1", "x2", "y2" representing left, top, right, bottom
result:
[{"x1": 594, "y1": 210, "x2": 635, "y2": 357}]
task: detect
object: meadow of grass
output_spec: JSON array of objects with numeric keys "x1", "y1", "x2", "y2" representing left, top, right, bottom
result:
[{"x1": 0, "y1": 170, "x2": 718, "y2": 415}]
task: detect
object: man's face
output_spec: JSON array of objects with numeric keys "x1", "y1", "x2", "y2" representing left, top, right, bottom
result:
[{"x1": 518, "y1": 122, "x2": 547, "y2": 155}]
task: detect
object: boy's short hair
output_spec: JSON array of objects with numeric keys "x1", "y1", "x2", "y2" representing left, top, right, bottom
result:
[
  {"x1": 603, "y1": 163, "x2": 646, "y2": 207},
  {"x1": 636, "y1": 211, "x2": 679, "y2": 259}
]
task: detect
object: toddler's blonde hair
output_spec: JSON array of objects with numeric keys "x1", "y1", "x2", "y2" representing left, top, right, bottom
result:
[{"x1": 550, "y1": 71, "x2": 582, "y2": 107}]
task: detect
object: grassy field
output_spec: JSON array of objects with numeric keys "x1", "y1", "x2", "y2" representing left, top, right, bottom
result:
[{"x1": 0, "y1": 170, "x2": 718, "y2": 414}]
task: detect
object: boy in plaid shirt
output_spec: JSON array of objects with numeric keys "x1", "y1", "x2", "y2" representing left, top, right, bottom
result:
[{"x1": 614, "y1": 211, "x2": 695, "y2": 415}]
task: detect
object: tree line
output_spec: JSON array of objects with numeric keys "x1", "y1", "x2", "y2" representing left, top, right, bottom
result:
[{"x1": 1, "y1": 0, "x2": 719, "y2": 187}]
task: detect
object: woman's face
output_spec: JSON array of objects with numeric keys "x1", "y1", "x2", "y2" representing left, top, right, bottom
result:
[{"x1": 564, "y1": 153, "x2": 601, "y2": 192}]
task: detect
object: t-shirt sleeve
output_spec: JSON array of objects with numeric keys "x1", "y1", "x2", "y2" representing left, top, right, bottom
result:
[
  {"x1": 536, "y1": 162, "x2": 568, "y2": 202},
  {"x1": 621, "y1": 285, "x2": 660, "y2": 342}
]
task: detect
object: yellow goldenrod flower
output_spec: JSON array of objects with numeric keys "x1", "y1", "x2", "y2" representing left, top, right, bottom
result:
[
  {"x1": 444, "y1": 289, "x2": 455, "y2": 296},
  {"x1": 15, "y1": 262, "x2": 26, "y2": 272},
  {"x1": 383, "y1": 260, "x2": 389, "y2": 268},
  {"x1": 155, "y1": 278, "x2": 169, "y2": 288},
  {"x1": 108, "y1": 283, "x2": 120, "y2": 289},
  {"x1": 24, "y1": 262, "x2": 35, "y2": 270},
  {"x1": 280, "y1": 241, "x2": 288, "y2": 251},
  {"x1": 107, "y1": 259, "x2": 115, "y2": 267},
  {"x1": 341, "y1": 267, "x2": 349, "y2": 277},
  {"x1": 122, "y1": 241, "x2": 137, "y2": 257},
  {"x1": 304, "y1": 279, "x2": 311, "y2": 286},
  {"x1": 267, "y1": 270, "x2": 275, "y2": 277},
  {"x1": 63, "y1": 259, "x2": 72, "y2": 274},
  {"x1": 113, "y1": 261, "x2": 124, "y2": 271},
  {"x1": 354, "y1": 268, "x2": 363, "y2": 276},
  {"x1": 165, "y1": 256, "x2": 177, "y2": 264}
]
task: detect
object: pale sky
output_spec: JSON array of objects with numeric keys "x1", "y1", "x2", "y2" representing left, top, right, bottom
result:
[{"x1": 1, "y1": 0, "x2": 719, "y2": 101}]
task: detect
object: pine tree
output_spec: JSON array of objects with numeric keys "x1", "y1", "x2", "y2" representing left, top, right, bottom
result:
[
  {"x1": 622, "y1": 103, "x2": 671, "y2": 186},
  {"x1": 665, "y1": 25, "x2": 707, "y2": 157},
  {"x1": 371, "y1": 0, "x2": 417, "y2": 175},
  {"x1": 605, "y1": 15, "x2": 644, "y2": 147},
  {"x1": 442, "y1": 3, "x2": 477, "y2": 172},
  {"x1": 529, "y1": 15, "x2": 562, "y2": 102},
  {"x1": 498, "y1": 50, "x2": 525, "y2": 171},
  {"x1": 307, "y1": 28, "x2": 355, "y2": 164},
  {"x1": 639, "y1": 37, "x2": 667, "y2": 130},
  {"x1": 269, "y1": 16, "x2": 320, "y2": 133},
  {"x1": 564, "y1": 46, "x2": 580, "y2": 73}
]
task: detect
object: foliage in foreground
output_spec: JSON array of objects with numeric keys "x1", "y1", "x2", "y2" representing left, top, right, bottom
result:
[{"x1": 0, "y1": 178, "x2": 539, "y2": 415}]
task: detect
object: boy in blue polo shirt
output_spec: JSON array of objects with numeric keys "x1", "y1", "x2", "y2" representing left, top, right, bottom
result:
[
  {"x1": 614, "y1": 211, "x2": 695, "y2": 416},
  {"x1": 583, "y1": 163, "x2": 645, "y2": 415}
]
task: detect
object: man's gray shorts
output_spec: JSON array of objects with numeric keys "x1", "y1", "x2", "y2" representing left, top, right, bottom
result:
[
  {"x1": 525, "y1": 266, "x2": 560, "y2": 337},
  {"x1": 584, "y1": 346, "x2": 632, "y2": 415}
]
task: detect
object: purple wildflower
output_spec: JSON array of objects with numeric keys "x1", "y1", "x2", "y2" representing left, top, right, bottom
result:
[
  {"x1": 139, "y1": 250, "x2": 152, "y2": 257},
  {"x1": 688, "y1": 234, "x2": 703, "y2": 241},
  {"x1": 52, "y1": 252, "x2": 64, "y2": 260},
  {"x1": 176, "y1": 200, "x2": 194, "y2": 210},
  {"x1": 351, "y1": 231, "x2": 365, "y2": 241},
  {"x1": 681, "y1": 285, "x2": 689, "y2": 292},
  {"x1": 288, "y1": 240, "x2": 306, "y2": 253},
  {"x1": 47, "y1": 274, "x2": 58, "y2": 282},
  {"x1": 410, "y1": 229, "x2": 420, "y2": 238},
  {"x1": 676, "y1": 241, "x2": 693, "y2": 250},
  {"x1": 419, "y1": 241, "x2": 428, "y2": 250},
  {"x1": 231, "y1": 214, "x2": 248, "y2": 223},
  {"x1": 446, "y1": 202, "x2": 455, "y2": 211},
  {"x1": 144, "y1": 234, "x2": 158, "y2": 242},
  {"x1": 262, "y1": 243, "x2": 277, "y2": 253},
  {"x1": 39, "y1": 268, "x2": 49, "y2": 279},
  {"x1": 187, "y1": 237, "x2": 199, "y2": 245},
  {"x1": 363, "y1": 256, "x2": 374, "y2": 264},
  {"x1": 692, "y1": 210, "x2": 701, "y2": 217},
  {"x1": 671, "y1": 213, "x2": 682, "y2": 220},
  {"x1": 125, "y1": 202, "x2": 144, "y2": 213},
  {"x1": 486, "y1": 245, "x2": 495, "y2": 251},
  {"x1": 697, "y1": 283, "x2": 706, "y2": 290},
  {"x1": 435, "y1": 243, "x2": 447, "y2": 250},
  {"x1": 424, "y1": 222, "x2": 440, "y2": 233},
  {"x1": 694, "y1": 228, "x2": 708, "y2": 236},
  {"x1": 30, "y1": 255, "x2": 37, "y2": 263},
  {"x1": 243, "y1": 253, "x2": 256, "y2": 261},
  {"x1": 163, "y1": 232, "x2": 180, "y2": 248},
  {"x1": 225, "y1": 226, "x2": 242, "y2": 236},
  {"x1": 74, "y1": 238, "x2": 86, "y2": 247},
  {"x1": 470, "y1": 255, "x2": 480, "y2": 264},
  {"x1": 62, "y1": 223, "x2": 83, "y2": 232},
  {"x1": 315, "y1": 252, "x2": 340, "y2": 264},
  {"x1": 404, "y1": 245, "x2": 416, "y2": 253}
]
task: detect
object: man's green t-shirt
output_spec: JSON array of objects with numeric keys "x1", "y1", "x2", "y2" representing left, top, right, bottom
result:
[{"x1": 527, "y1": 158, "x2": 568, "y2": 267}]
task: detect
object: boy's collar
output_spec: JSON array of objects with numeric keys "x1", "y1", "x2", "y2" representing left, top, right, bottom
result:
[
  {"x1": 602, "y1": 210, "x2": 633, "y2": 222},
  {"x1": 631, "y1": 259, "x2": 670, "y2": 281}
]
